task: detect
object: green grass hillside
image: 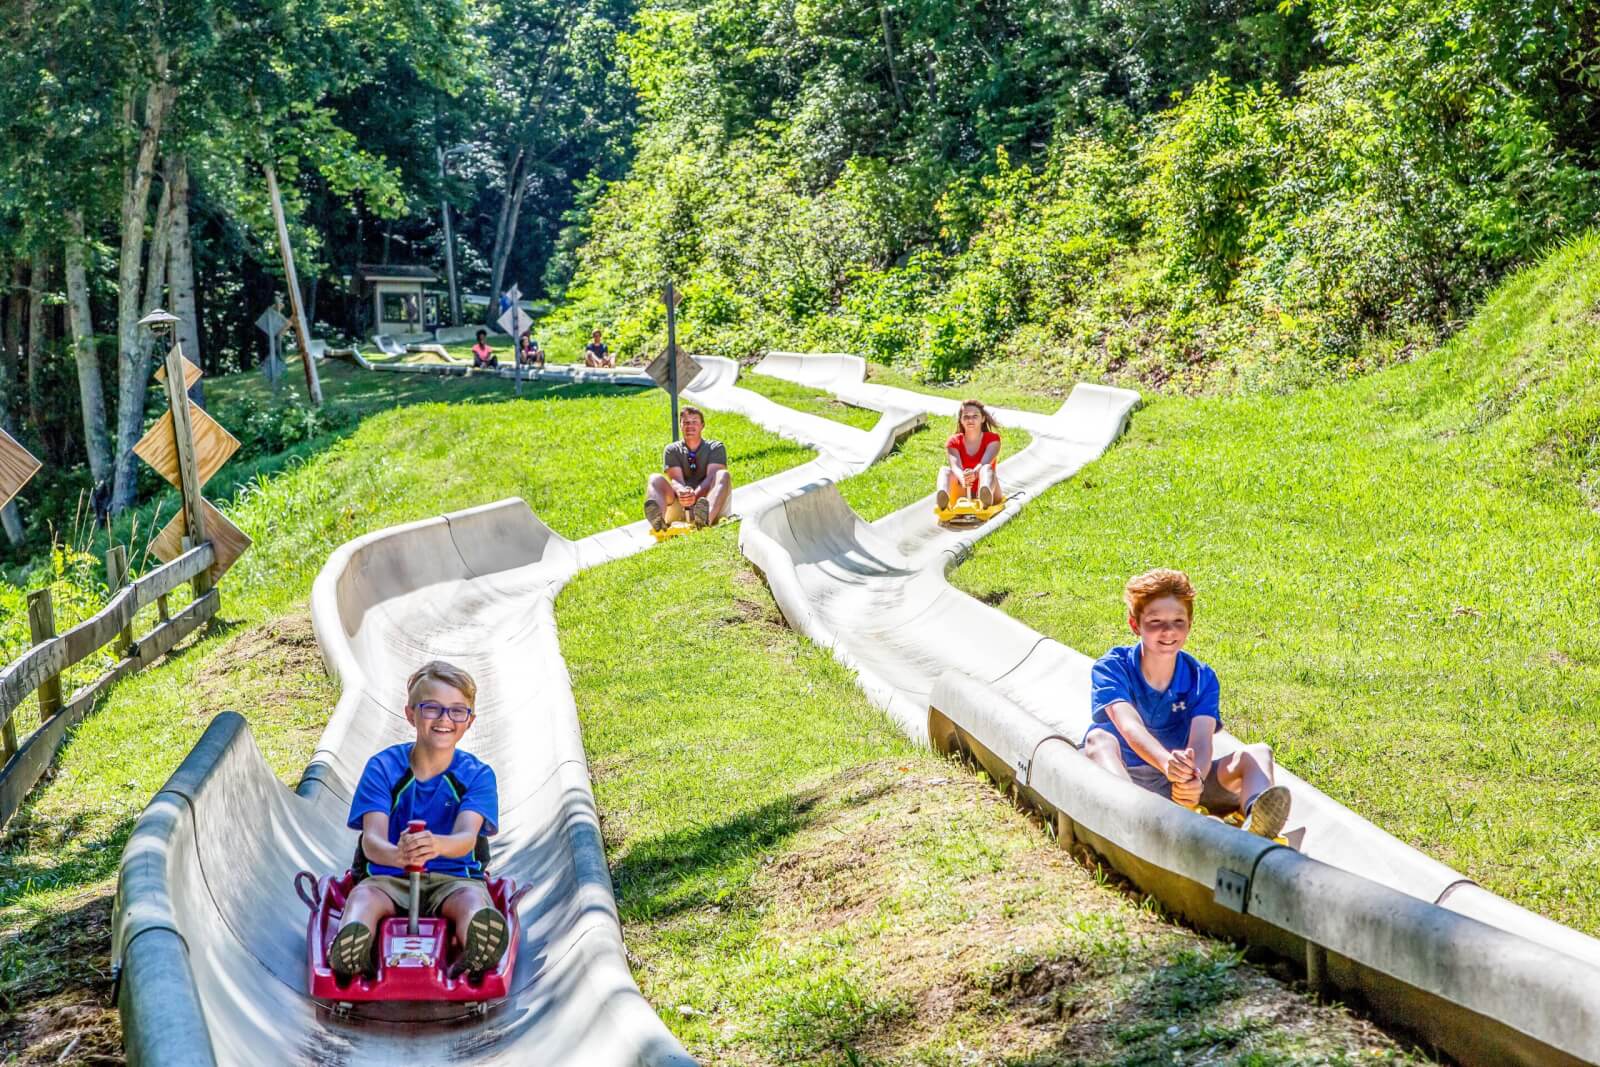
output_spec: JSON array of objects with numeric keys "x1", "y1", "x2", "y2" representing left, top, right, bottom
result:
[
  {"x1": 0, "y1": 364, "x2": 1414, "y2": 1065},
  {"x1": 954, "y1": 231, "x2": 1600, "y2": 933}
]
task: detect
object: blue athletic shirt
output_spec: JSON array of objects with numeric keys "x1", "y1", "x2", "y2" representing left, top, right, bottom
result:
[
  {"x1": 347, "y1": 744, "x2": 499, "y2": 878},
  {"x1": 1087, "y1": 644, "x2": 1220, "y2": 769}
]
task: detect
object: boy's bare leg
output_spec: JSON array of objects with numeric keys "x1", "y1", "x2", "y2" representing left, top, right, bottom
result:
[
  {"x1": 438, "y1": 882, "x2": 494, "y2": 932},
  {"x1": 1083, "y1": 731, "x2": 1133, "y2": 781},
  {"x1": 705, "y1": 469, "x2": 733, "y2": 524},
  {"x1": 338, "y1": 884, "x2": 397, "y2": 933},
  {"x1": 439, "y1": 883, "x2": 508, "y2": 972},
  {"x1": 329, "y1": 884, "x2": 396, "y2": 976},
  {"x1": 1216, "y1": 743, "x2": 1275, "y2": 808}
]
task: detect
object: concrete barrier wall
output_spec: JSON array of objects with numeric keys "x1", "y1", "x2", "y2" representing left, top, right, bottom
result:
[{"x1": 929, "y1": 673, "x2": 1600, "y2": 1066}]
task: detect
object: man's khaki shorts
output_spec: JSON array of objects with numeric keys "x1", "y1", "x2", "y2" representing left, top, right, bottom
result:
[{"x1": 360, "y1": 873, "x2": 484, "y2": 915}]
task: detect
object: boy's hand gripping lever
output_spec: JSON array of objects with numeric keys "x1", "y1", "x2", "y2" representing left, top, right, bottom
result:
[{"x1": 404, "y1": 819, "x2": 427, "y2": 935}]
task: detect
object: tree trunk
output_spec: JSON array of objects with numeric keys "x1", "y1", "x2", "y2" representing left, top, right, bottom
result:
[
  {"x1": 65, "y1": 211, "x2": 111, "y2": 490},
  {"x1": 166, "y1": 154, "x2": 204, "y2": 406},
  {"x1": 110, "y1": 71, "x2": 173, "y2": 515},
  {"x1": 486, "y1": 148, "x2": 529, "y2": 329},
  {"x1": 0, "y1": 265, "x2": 26, "y2": 544},
  {"x1": 25, "y1": 257, "x2": 44, "y2": 433},
  {"x1": 878, "y1": 5, "x2": 908, "y2": 115}
]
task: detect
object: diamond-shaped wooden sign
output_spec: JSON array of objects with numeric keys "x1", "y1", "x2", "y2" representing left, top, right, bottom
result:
[
  {"x1": 154, "y1": 352, "x2": 203, "y2": 392},
  {"x1": 133, "y1": 403, "x2": 240, "y2": 490},
  {"x1": 646, "y1": 344, "x2": 702, "y2": 393},
  {"x1": 149, "y1": 497, "x2": 252, "y2": 581},
  {"x1": 0, "y1": 428, "x2": 41, "y2": 510}
]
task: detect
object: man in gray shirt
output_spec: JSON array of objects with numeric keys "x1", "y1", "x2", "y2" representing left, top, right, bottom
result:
[{"x1": 645, "y1": 407, "x2": 732, "y2": 530}]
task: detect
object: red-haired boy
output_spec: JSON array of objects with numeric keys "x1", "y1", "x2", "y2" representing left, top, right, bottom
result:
[{"x1": 1083, "y1": 569, "x2": 1291, "y2": 838}]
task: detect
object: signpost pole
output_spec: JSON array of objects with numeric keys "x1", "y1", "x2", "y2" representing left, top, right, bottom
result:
[
  {"x1": 162, "y1": 339, "x2": 211, "y2": 597},
  {"x1": 665, "y1": 281, "x2": 679, "y2": 438},
  {"x1": 496, "y1": 287, "x2": 529, "y2": 397},
  {"x1": 264, "y1": 158, "x2": 323, "y2": 407},
  {"x1": 267, "y1": 331, "x2": 280, "y2": 399},
  {"x1": 513, "y1": 295, "x2": 523, "y2": 397}
]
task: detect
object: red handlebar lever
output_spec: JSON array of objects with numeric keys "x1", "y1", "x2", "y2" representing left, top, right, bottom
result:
[
  {"x1": 404, "y1": 819, "x2": 428, "y2": 872},
  {"x1": 404, "y1": 819, "x2": 428, "y2": 935}
]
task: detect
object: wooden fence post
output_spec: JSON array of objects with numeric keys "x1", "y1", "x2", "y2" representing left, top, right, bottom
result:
[
  {"x1": 107, "y1": 544, "x2": 133, "y2": 656},
  {"x1": 28, "y1": 589, "x2": 62, "y2": 720},
  {"x1": 0, "y1": 702, "x2": 15, "y2": 764}
]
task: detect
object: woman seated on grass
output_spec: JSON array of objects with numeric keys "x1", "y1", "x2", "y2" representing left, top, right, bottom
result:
[
  {"x1": 937, "y1": 399, "x2": 1004, "y2": 509},
  {"x1": 1082, "y1": 568, "x2": 1291, "y2": 839}
]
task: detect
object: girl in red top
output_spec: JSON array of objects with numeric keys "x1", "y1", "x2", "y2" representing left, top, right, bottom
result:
[{"x1": 939, "y1": 399, "x2": 1003, "y2": 509}]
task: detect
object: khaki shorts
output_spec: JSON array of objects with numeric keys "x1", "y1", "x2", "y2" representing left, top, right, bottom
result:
[
  {"x1": 360, "y1": 873, "x2": 485, "y2": 916},
  {"x1": 1125, "y1": 760, "x2": 1241, "y2": 812}
]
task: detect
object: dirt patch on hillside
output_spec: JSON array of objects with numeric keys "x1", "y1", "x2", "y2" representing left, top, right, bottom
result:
[{"x1": 0, "y1": 887, "x2": 121, "y2": 1066}]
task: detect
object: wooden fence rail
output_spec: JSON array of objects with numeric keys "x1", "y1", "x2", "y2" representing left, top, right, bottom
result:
[{"x1": 0, "y1": 542, "x2": 218, "y2": 829}]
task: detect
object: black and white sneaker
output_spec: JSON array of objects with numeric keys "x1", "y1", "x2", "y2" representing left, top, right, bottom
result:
[
  {"x1": 462, "y1": 907, "x2": 509, "y2": 974},
  {"x1": 1245, "y1": 785, "x2": 1291, "y2": 839},
  {"x1": 644, "y1": 499, "x2": 665, "y2": 532},
  {"x1": 328, "y1": 921, "x2": 373, "y2": 980}
]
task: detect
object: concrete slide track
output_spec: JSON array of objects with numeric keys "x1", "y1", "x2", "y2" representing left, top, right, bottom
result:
[
  {"x1": 110, "y1": 359, "x2": 921, "y2": 1066},
  {"x1": 745, "y1": 353, "x2": 1600, "y2": 1065}
]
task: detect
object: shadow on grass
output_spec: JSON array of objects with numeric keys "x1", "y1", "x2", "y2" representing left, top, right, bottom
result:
[
  {"x1": 610, "y1": 773, "x2": 895, "y2": 923},
  {"x1": 0, "y1": 887, "x2": 115, "y2": 1011},
  {"x1": 0, "y1": 807, "x2": 134, "y2": 913}
]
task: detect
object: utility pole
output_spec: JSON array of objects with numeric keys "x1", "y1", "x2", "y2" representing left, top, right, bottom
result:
[
  {"x1": 437, "y1": 145, "x2": 463, "y2": 327},
  {"x1": 264, "y1": 158, "x2": 323, "y2": 407},
  {"x1": 665, "y1": 281, "x2": 680, "y2": 437}
]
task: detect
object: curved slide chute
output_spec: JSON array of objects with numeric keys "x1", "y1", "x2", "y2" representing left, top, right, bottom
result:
[
  {"x1": 111, "y1": 359, "x2": 921, "y2": 1066},
  {"x1": 744, "y1": 355, "x2": 1600, "y2": 1066}
]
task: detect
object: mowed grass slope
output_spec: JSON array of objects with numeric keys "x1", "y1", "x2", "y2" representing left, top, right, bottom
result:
[
  {"x1": 953, "y1": 232, "x2": 1600, "y2": 933},
  {"x1": 0, "y1": 363, "x2": 1419, "y2": 1064},
  {"x1": 0, "y1": 374, "x2": 810, "y2": 1059}
]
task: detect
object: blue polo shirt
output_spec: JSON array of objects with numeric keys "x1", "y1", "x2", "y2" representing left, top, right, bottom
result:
[
  {"x1": 347, "y1": 744, "x2": 499, "y2": 878},
  {"x1": 1087, "y1": 644, "x2": 1220, "y2": 769}
]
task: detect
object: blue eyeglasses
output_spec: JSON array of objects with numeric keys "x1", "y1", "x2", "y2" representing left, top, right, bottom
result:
[{"x1": 415, "y1": 701, "x2": 474, "y2": 723}]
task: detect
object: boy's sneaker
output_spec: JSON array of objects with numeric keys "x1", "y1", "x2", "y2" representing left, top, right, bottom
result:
[
  {"x1": 644, "y1": 499, "x2": 665, "y2": 532},
  {"x1": 690, "y1": 499, "x2": 712, "y2": 528},
  {"x1": 462, "y1": 907, "x2": 510, "y2": 974},
  {"x1": 329, "y1": 921, "x2": 373, "y2": 980},
  {"x1": 1244, "y1": 785, "x2": 1291, "y2": 839}
]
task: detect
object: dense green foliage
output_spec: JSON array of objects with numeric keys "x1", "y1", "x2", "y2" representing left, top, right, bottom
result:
[{"x1": 549, "y1": 0, "x2": 1600, "y2": 394}]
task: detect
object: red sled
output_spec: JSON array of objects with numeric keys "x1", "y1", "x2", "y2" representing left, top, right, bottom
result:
[{"x1": 295, "y1": 868, "x2": 526, "y2": 1012}]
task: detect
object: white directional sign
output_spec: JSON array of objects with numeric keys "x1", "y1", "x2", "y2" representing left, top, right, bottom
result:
[
  {"x1": 254, "y1": 306, "x2": 290, "y2": 337},
  {"x1": 497, "y1": 304, "x2": 532, "y2": 340},
  {"x1": 255, "y1": 304, "x2": 290, "y2": 385},
  {"x1": 647, "y1": 344, "x2": 702, "y2": 393}
]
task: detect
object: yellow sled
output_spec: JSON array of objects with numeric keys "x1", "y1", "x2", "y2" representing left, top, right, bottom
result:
[
  {"x1": 935, "y1": 495, "x2": 1004, "y2": 525},
  {"x1": 1191, "y1": 804, "x2": 1291, "y2": 848},
  {"x1": 650, "y1": 521, "x2": 699, "y2": 542}
]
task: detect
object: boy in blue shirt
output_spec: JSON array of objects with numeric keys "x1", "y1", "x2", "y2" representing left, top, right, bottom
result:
[
  {"x1": 327, "y1": 660, "x2": 508, "y2": 979},
  {"x1": 1083, "y1": 569, "x2": 1291, "y2": 839}
]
